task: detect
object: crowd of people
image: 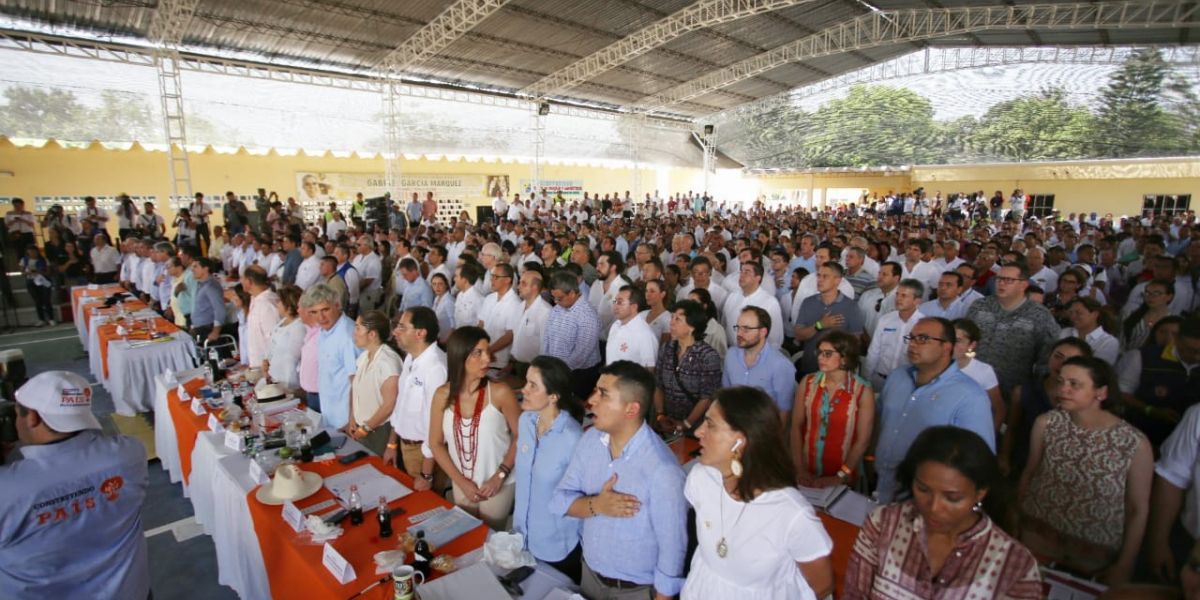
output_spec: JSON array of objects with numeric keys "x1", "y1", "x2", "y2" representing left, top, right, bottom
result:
[{"x1": 7, "y1": 185, "x2": 1200, "y2": 599}]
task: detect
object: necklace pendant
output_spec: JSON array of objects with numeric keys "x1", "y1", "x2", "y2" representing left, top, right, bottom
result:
[{"x1": 716, "y1": 538, "x2": 728, "y2": 558}]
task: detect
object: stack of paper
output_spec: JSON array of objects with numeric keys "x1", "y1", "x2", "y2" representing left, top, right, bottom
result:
[
  {"x1": 409, "y1": 506, "x2": 484, "y2": 550},
  {"x1": 798, "y1": 484, "x2": 876, "y2": 527},
  {"x1": 322, "y1": 464, "x2": 411, "y2": 511}
]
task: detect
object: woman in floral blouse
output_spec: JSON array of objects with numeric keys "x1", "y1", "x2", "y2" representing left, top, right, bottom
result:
[{"x1": 653, "y1": 299, "x2": 721, "y2": 434}]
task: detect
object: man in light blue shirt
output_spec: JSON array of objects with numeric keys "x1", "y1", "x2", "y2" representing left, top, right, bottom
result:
[
  {"x1": 918, "y1": 271, "x2": 966, "y2": 320},
  {"x1": 306, "y1": 283, "x2": 362, "y2": 429},
  {"x1": 723, "y1": 305, "x2": 797, "y2": 420},
  {"x1": 874, "y1": 317, "x2": 994, "y2": 503},
  {"x1": 397, "y1": 258, "x2": 434, "y2": 312},
  {"x1": 0, "y1": 371, "x2": 149, "y2": 600},
  {"x1": 550, "y1": 361, "x2": 687, "y2": 599}
]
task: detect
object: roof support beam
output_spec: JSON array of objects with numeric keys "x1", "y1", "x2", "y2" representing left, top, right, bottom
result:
[
  {"x1": 376, "y1": 0, "x2": 511, "y2": 74},
  {"x1": 635, "y1": 0, "x2": 1200, "y2": 113},
  {"x1": 521, "y1": 0, "x2": 818, "y2": 98}
]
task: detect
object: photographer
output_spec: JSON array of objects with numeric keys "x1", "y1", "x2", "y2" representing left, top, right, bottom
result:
[{"x1": 0, "y1": 371, "x2": 149, "y2": 599}]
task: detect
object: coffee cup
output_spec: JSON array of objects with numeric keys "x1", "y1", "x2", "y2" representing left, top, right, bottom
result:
[{"x1": 392, "y1": 564, "x2": 425, "y2": 600}]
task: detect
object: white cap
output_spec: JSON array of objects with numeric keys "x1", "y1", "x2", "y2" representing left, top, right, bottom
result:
[{"x1": 15, "y1": 371, "x2": 102, "y2": 432}]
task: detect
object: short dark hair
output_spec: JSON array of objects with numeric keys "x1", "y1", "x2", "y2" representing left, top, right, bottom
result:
[
  {"x1": 458, "y1": 260, "x2": 485, "y2": 285},
  {"x1": 740, "y1": 260, "x2": 764, "y2": 279},
  {"x1": 1062, "y1": 355, "x2": 1118, "y2": 410},
  {"x1": 600, "y1": 250, "x2": 624, "y2": 275},
  {"x1": 951, "y1": 318, "x2": 981, "y2": 343},
  {"x1": 399, "y1": 257, "x2": 420, "y2": 273},
  {"x1": 897, "y1": 426, "x2": 1002, "y2": 516},
  {"x1": 820, "y1": 261, "x2": 844, "y2": 277},
  {"x1": 404, "y1": 306, "x2": 439, "y2": 344},
  {"x1": 880, "y1": 261, "x2": 902, "y2": 278},
  {"x1": 243, "y1": 266, "x2": 270, "y2": 288},
  {"x1": 548, "y1": 270, "x2": 579, "y2": 294},
  {"x1": 673, "y1": 299, "x2": 708, "y2": 338},
  {"x1": 740, "y1": 305, "x2": 771, "y2": 332},
  {"x1": 919, "y1": 316, "x2": 957, "y2": 345},
  {"x1": 599, "y1": 360, "x2": 656, "y2": 420},
  {"x1": 816, "y1": 330, "x2": 861, "y2": 371},
  {"x1": 619, "y1": 285, "x2": 646, "y2": 312}
]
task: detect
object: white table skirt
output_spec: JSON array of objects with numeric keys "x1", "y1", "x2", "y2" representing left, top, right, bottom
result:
[
  {"x1": 152, "y1": 374, "x2": 186, "y2": 493},
  {"x1": 104, "y1": 334, "x2": 196, "y2": 416}
]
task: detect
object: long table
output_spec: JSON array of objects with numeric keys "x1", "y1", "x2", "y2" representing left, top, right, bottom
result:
[{"x1": 153, "y1": 374, "x2": 490, "y2": 600}]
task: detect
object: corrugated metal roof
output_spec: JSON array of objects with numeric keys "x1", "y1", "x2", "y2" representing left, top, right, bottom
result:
[{"x1": 0, "y1": 0, "x2": 1194, "y2": 119}]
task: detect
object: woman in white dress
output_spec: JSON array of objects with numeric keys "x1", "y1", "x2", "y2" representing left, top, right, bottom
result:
[
  {"x1": 683, "y1": 385, "x2": 834, "y2": 600},
  {"x1": 263, "y1": 285, "x2": 306, "y2": 392},
  {"x1": 430, "y1": 272, "x2": 456, "y2": 344},
  {"x1": 428, "y1": 326, "x2": 520, "y2": 531},
  {"x1": 951, "y1": 319, "x2": 1005, "y2": 436}
]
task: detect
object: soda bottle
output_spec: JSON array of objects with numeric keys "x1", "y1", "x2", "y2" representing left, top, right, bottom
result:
[
  {"x1": 348, "y1": 485, "x2": 363, "y2": 525},
  {"x1": 298, "y1": 428, "x2": 313, "y2": 462},
  {"x1": 377, "y1": 496, "x2": 393, "y2": 538},
  {"x1": 412, "y1": 530, "x2": 432, "y2": 578}
]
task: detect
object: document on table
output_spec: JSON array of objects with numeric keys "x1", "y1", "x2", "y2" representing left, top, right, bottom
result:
[
  {"x1": 322, "y1": 464, "x2": 411, "y2": 511},
  {"x1": 408, "y1": 506, "x2": 484, "y2": 550},
  {"x1": 798, "y1": 484, "x2": 876, "y2": 527},
  {"x1": 413, "y1": 562, "x2": 510, "y2": 600}
]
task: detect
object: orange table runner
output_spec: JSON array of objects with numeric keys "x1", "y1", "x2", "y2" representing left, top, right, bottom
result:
[
  {"x1": 71, "y1": 284, "x2": 126, "y2": 315},
  {"x1": 247, "y1": 457, "x2": 488, "y2": 600},
  {"x1": 96, "y1": 315, "x2": 179, "y2": 379},
  {"x1": 165, "y1": 379, "x2": 211, "y2": 485},
  {"x1": 84, "y1": 299, "x2": 149, "y2": 335},
  {"x1": 668, "y1": 436, "x2": 859, "y2": 597}
]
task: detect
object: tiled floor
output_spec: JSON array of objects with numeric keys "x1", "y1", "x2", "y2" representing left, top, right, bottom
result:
[{"x1": 7, "y1": 323, "x2": 238, "y2": 599}]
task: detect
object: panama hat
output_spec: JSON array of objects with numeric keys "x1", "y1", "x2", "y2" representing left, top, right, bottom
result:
[{"x1": 254, "y1": 463, "x2": 323, "y2": 505}]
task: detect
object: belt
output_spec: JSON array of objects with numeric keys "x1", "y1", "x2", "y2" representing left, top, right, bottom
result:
[
  {"x1": 398, "y1": 438, "x2": 423, "y2": 446},
  {"x1": 592, "y1": 571, "x2": 647, "y2": 590}
]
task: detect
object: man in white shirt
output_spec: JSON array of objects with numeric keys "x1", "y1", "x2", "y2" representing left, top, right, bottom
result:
[
  {"x1": 513, "y1": 236, "x2": 542, "y2": 275},
  {"x1": 588, "y1": 250, "x2": 629, "y2": 342},
  {"x1": 477, "y1": 263, "x2": 523, "y2": 373},
  {"x1": 190, "y1": 192, "x2": 213, "y2": 253},
  {"x1": 475, "y1": 242, "x2": 503, "y2": 297},
  {"x1": 453, "y1": 261, "x2": 485, "y2": 333},
  {"x1": 1026, "y1": 247, "x2": 1058, "y2": 294},
  {"x1": 933, "y1": 240, "x2": 966, "y2": 273},
  {"x1": 384, "y1": 307, "x2": 448, "y2": 491},
  {"x1": 444, "y1": 226, "x2": 466, "y2": 271},
  {"x1": 865, "y1": 279, "x2": 926, "y2": 390},
  {"x1": 605, "y1": 285, "x2": 659, "y2": 368},
  {"x1": 294, "y1": 241, "x2": 322, "y2": 291},
  {"x1": 674, "y1": 256, "x2": 727, "y2": 312},
  {"x1": 4, "y1": 198, "x2": 36, "y2": 257},
  {"x1": 119, "y1": 240, "x2": 145, "y2": 292},
  {"x1": 723, "y1": 260, "x2": 784, "y2": 349},
  {"x1": 77, "y1": 196, "x2": 109, "y2": 231},
  {"x1": 425, "y1": 245, "x2": 452, "y2": 285},
  {"x1": 900, "y1": 240, "x2": 941, "y2": 299},
  {"x1": 352, "y1": 238, "x2": 383, "y2": 311},
  {"x1": 89, "y1": 233, "x2": 121, "y2": 283},
  {"x1": 511, "y1": 269, "x2": 551, "y2": 368}
]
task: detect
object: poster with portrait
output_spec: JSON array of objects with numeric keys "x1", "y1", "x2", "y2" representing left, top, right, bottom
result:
[
  {"x1": 295, "y1": 172, "x2": 487, "y2": 221},
  {"x1": 486, "y1": 175, "x2": 510, "y2": 199}
]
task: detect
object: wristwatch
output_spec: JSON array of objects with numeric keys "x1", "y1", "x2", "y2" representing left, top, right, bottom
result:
[{"x1": 497, "y1": 470, "x2": 508, "y2": 480}]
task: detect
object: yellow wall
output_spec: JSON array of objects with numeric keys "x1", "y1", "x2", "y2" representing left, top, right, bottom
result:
[{"x1": 0, "y1": 139, "x2": 659, "y2": 236}]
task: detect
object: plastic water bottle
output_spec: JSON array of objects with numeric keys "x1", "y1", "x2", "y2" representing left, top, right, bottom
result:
[{"x1": 348, "y1": 485, "x2": 363, "y2": 525}]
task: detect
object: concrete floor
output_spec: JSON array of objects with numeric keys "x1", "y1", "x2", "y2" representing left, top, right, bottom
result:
[{"x1": 4, "y1": 322, "x2": 238, "y2": 600}]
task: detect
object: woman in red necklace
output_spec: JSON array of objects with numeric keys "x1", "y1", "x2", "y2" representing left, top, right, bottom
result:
[{"x1": 428, "y1": 326, "x2": 521, "y2": 530}]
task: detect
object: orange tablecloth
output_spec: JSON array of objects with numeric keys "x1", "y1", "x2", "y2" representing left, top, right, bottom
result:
[
  {"x1": 246, "y1": 457, "x2": 488, "y2": 600},
  {"x1": 165, "y1": 379, "x2": 211, "y2": 485},
  {"x1": 668, "y1": 436, "x2": 860, "y2": 598},
  {"x1": 96, "y1": 315, "x2": 179, "y2": 378}
]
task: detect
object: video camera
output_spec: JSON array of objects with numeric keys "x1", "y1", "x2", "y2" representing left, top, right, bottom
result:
[{"x1": 363, "y1": 193, "x2": 390, "y2": 233}]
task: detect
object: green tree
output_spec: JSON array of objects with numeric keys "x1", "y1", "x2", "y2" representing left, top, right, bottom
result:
[
  {"x1": 89, "y1": 90, "x2": 159, "y2": 142},
  {"x1": 967, "y1": 88, "x2": 1095, "y2": 161},
  {"x1": 800, "y1": 85, "x2": 946, "y2": 167},
  {"x1": 1092, "y1": 48, "x2": 1186, "y2": 157},
  {"x1": 0, "y1": 86, "x2": 91, "y2": 139}
]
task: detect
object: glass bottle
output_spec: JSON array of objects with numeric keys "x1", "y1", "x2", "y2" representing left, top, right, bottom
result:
[
  {"x1": 348, "y1": 485, "x2": 363, "y2": 525},
  {"x1": 377, "y1": 496, "x2": 393, "y2": 538},
  {"x1": 412, "y1": 530, "x2": 431, "y2": 578}
]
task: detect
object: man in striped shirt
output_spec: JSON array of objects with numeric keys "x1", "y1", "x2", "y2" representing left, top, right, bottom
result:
[{"x1": 542, "y1": 270, "x2": 602, "y2": 402}]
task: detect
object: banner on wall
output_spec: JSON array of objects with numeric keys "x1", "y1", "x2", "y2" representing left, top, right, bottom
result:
[
  {"x1": 295, "y1": 172, "x2": 487, "y2": 206},
  {"x1": 518, "y1": 179, "x2": 584, "y2": 198}
]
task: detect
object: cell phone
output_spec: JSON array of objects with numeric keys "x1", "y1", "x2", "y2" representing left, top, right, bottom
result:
[
  {"x1": 338, "y1": 450, "x2": 368, "y2": 465},
  {"x1": 507, "y1": 566, "x2": 535, "y2": 583}
]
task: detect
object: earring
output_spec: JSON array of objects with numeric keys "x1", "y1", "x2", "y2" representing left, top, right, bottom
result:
[
  {"x1": 972, "y1": 501, "x2": 983, "y2": 513},
  {"x1": 730, "y1": 451, "x2": 743, "y2": 478},
  {"x1": 965, "y1": 348, "x2": 976, "y2": 359}
]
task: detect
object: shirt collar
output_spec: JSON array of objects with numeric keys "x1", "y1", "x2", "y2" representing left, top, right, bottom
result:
[
  {"x1": 904, "y1": 361, "x2": 962, "y2": 388},
  {"x1": 907, "y1": 500, "x2": 993, "y2": 546},
  {"x1": 598, "y1": 422, "x2": 652, "y2": 461}
]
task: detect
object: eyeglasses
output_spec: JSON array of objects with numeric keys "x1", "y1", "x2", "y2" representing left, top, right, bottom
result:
[
  {"x1": 994, "y1": 276, "x2": 1026, "y2": 285},
  {"x1": 816, "y1": 349, "x2": 840, "y2": 358},
  {"x1": 732, "y1": 325, "x2": 766, "y2": 331},
  {"x1": 1145, "y1": 290, "x2": 1168, "y2": 297},
  {"x1": 874, "y1": 298, "x2": 884, "y2": 312},
  {"x1": 904, "y1": 334, "x2": 950, "y2": 345}
]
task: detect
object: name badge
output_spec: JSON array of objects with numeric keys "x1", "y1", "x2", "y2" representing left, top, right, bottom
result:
[
  {"x1": 248, "y1": 459, "x2": 270, "y2": 485},
  {"x1": 282, "y1": 502, "x2": 306, "y2": 533},
  {"x1": 190, "y1": 398, "x2": 207, "y2": 416},
  {"x1": 322, "y1": 542, "x2": 357, "y2": 584},
  {"x1": 207, "y1": 413, "x2": 225, "y2": 433},
  {"x1": 224, "y1": 430, "x2": 245, "y2": 452},
  {"x1": 177, "y1": 384, "x2": 190, "y2": 401}
]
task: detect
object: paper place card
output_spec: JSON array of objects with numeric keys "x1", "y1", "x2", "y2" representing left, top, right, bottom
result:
[
  {"x1": 223, "y1": 430, "x2": 244, "y2": 452},
  {"x1": 190, "y1": 398, "x2": 207, "y2": 416},
  {"x1": 207, "y1": 413, "x2": 225, "y2": 433},
  {"x1": 322, "y1": 542, "x2": 357, "y2": 584},
  {"x1": 248, "y1": 460, "x2": 270, "y2": 485},
  {"x1": 282, "y1": 502, "x2": 306, "y2": 532},
  {"x1": 177, "y1": 384, "x2": 190, "y2": 401},
  {"x1": 88, "y1": 283, "x2": 99, "y2": 290}
]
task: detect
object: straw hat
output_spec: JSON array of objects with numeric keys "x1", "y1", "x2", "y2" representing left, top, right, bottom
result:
[
  {"x1": 255, "y1": 383, "x2": 288, "y2": 403},
  {"x1": 254, "y1": 463, "x2": 323, "y2": 505}
]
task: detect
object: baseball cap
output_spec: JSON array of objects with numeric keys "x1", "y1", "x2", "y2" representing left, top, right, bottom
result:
[{"x1": 14, "y1": 371, "x2": 102, "y2": 432}]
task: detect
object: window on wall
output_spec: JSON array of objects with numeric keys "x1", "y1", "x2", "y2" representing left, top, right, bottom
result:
[
  {"x1": 1143, "y1": 194, "x2": 1192, "y2": 218},
  {"x1": 1026, "y1": 194, "x2": 1055, "y2": 218}
]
